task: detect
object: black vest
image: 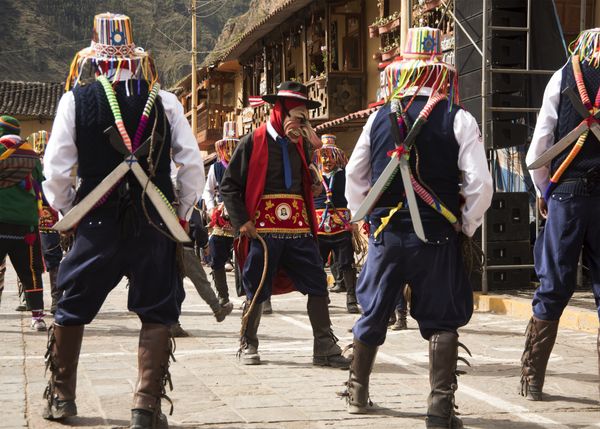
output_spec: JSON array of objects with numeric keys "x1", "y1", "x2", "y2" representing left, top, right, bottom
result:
[
  {"x1": 314, "y1": 168, "x2": 348, "y2": 209},
  {"x1": 73, "y1": 80, "x2": 174, "y2": 210},
  {"x1": 553, "y1": 59, "x2": 600, "y2": 188},
  {"x1": 369, "y1": 98, "x2": 461, "y2": 222}
]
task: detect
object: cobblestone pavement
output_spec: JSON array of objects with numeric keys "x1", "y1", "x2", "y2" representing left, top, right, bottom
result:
[{"x1": 1, "y1": 263, "x2": 599, "y2": 429}]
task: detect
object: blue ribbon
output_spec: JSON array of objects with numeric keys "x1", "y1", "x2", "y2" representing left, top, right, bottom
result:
[{"x1": 276, "y1": 136, "x2": 292, "y2": 190}]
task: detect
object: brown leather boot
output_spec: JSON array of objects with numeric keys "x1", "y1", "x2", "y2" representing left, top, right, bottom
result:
[
  {"x1": 345, "y1": 338, "x2": 378, "y2": 414},
  {"x1": 212, "y1": 268, "x2": 230, "y2": 306},
  {"x1": 519, "y1": 316, "x2": 559, "y2": 401},
  {"x1": 49, "y1": 267, "x2": 60, "y2": 315},
  {"x1": 426, "y1": 331, "x2": 463, "y2": 429},
  {"x1": 308, "y1": 295, "x2": 350, "y2": 369},
  {"x1": 42, "y1": 324, "x2": 84, "y2": 420},
  {"x1": 239, "y1": 300, "x2": 262, "y2": 365},
  {"x1": 343, "y1": 268, "x2": 360, "y2": 314},
  {"x1": 131, "y1": 323, "x2": 174, "y2": 429}
]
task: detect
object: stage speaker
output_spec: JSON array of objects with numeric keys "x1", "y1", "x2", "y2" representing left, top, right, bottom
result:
[
  {"x1": 470, "y1": 268, "x2": 532, "y2": 291},
  {"x1": 474, "y1": 192, "x2": 531, "y2": 242},
  {"x1": 491, "y1": 121, "x2": 528, "y2": 149},
  {"x1": 486, "y1": 240, "x2": 532, "y2": 266},
  {"x1": 454, "y1": 0, "x2": 567, "y2": 149}
]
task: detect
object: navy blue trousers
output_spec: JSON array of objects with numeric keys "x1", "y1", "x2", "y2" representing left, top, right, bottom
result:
[
  {"x1": 353, "y1": 214, "x2": 472, "y2": 344},
  {"x1": 318, "y1": 232, "x2": 354, "y2": 270},
  {"x1": 55, "y1": 210, "x2": 184, "y2": 326},
  {"x1": 208, "y1": 234, "x2": 233, "y2": 270},
  {"x1": 41, "y1": 232, "x2": 62, "y2": 270},
  {"x1": 242, "y1": 235, "x2": 328, "y2": 302},
  {"x1": 533, "y1": 193, "x2": 600, "y2": 320}
]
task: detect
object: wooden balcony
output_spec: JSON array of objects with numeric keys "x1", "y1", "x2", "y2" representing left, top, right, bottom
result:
[
  {"x1": 249, "y1": 73, "x2": 364, "y2": 129},
  {"x1": 196, "y1": 104, "x2": 234, "y2": 151},
  {"x1": 197, "y1": 128, "x2": 222, "y2": 151}
]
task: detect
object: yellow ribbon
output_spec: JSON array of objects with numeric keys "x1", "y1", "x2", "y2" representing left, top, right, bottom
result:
[{"x1": 373, "y1": 201, "x2": 404, "y2": 238}]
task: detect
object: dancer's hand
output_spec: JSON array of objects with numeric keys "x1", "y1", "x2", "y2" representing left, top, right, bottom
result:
[
  {"x1": 537, "y1": 197, "x2": 548, "y2": 219},
  {"x1": 240, "y1": 221, "x2": 258, "y2": 239}
]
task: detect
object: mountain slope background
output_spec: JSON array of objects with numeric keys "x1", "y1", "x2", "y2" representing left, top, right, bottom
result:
[
  {"x1": 203, "y1": 0, "x2": 289, "y2": 66},
  {"x1": 0, "y1": 0, "x2": 251, "y2": 86}
]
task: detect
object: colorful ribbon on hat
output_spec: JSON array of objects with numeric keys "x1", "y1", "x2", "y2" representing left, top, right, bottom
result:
[{"x1": 544, "y1": 55, "x2": 600, "y2": 201}]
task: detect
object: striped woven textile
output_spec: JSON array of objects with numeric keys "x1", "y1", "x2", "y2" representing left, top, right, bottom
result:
[{"x1": 0, "y1": 139, "x2": 38, "y2": 188}]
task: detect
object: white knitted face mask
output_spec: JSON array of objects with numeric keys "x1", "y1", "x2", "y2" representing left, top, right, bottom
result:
[{"x1": 284, "y1": 106, "x2": 321, "y2": 148}]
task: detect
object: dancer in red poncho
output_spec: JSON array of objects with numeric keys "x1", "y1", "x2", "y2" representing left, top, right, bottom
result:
[{"x1": 220, "y1": 81, "x2": 350, "y2": 368}]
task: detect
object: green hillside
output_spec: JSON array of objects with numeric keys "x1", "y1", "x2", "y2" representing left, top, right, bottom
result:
[{"x1": 0, "y1": 0, "x2": 251, "y2": 86}]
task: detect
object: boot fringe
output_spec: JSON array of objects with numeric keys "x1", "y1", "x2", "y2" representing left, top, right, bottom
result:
[
  {"x1": 337, "y1": 380, "x2": 373, "y2": 407},
  {"x1": 519, "y1": 317, "x2": 538, "y2": 397},
  {"x1": 160, "y1": 336, "x2": 176, "y2": 416},
  {"x1": 457, "y1": 341, "x2": 472, "y2": 357},
  {"x1": 43, "y1": 324, "x2": 57, "y2": 404}
]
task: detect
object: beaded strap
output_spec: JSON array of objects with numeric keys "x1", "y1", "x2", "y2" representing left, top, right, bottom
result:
[
  {"x1": 97, "y1": 75, "x2": 160, "y2": 153},
  {"x1": 132, "y1": 83, "x2": 161, "y2": 151},
  {"x1": 95, "y1": 75, "x2": 161, "y2": 207},
  {"x1": 98, "y1": 75, "x2": 133, "y2": 152}
]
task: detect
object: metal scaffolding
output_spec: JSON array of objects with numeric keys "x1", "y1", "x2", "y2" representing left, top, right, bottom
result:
[{"x1": 475, "y1": 0, "x2": 558, "y2": 293}]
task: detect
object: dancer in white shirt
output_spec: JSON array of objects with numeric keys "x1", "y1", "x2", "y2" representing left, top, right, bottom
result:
[
  {"x1": 342, "y1": 27, "x2": 492, "y2": 429},
  {"x1": 41, "y1": 13, "x2": 204, "y2": 428}
]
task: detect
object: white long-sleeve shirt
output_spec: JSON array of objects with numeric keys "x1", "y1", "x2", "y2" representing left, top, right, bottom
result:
[
  {"x1": 43, "y1": 87, "x2": 205, "y2": 221},
  {"x1": 202, "y1": 164, "x2": 219, "y2": 212},
  {"x1": 525, "y1": 66, "x2": 564, "y2": 196},
  {"x1": 345, "y1": 88, "x2": 493, "y2": 237}
]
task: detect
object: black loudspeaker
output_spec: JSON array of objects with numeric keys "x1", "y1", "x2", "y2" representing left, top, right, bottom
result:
[
  {"x1": 454, "y1": 0, "x2": 527, "y2": 22},
  {"x1": 486, "y1": 240, "x2": 532, "y2": 265},
  {"x1": 491, "y1": 121, "x2": 528, "y2": 149},
  {"x1": 462, "y1": 95, "x2": 526, "y2": 123},
  {"x1": 474, "y1": 192, "x2": 531, "y2": 242},
  {"x1": 486, "y1": 192, "x2": 530, "y2": 241},
  {"x1": 470, "y1": 268, "x2": 531, "y2": 291},
  {"x1": 454, "y1": 0, "x2": 567, "y2": 149},
  {"x1": 457, "y1": 36, "x2": 526, "y2": 75},
  {"x1": 459, "y1": 70, "x2": 527, "y2": 101}
]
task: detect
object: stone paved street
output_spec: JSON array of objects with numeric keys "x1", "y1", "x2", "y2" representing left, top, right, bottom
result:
[{"x1": 1, "y1": 264, "x2": 599, "y2": 429}]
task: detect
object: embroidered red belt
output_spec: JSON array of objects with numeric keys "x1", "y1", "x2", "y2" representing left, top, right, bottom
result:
[
  {"x1": 316, "y1": 207, "x2": 351, "y2": 235},
  {"x1": 39, "y1": 205, "x2": 59, "y2": 231},
  {"x1": 254, "y1": 194, "x2": 311, "y2": 234}
]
